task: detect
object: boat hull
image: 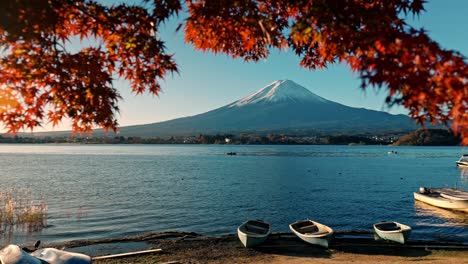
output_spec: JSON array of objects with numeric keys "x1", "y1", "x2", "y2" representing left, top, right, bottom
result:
[
  {"x1": 414, "y1": 192, "x2": 468, "y2": 213},
  {"x1": 456, "y1": 161, "x2": 468, "y2": 168},
  {"x1": 289, "y1": 220, "x2": 333, "y2": 248},
  {"x1": 293, "y1": 233, "x2": 332, "y2": 248},
  {"x1": 373, "y1": 222, "x2": 411, "y2": 244},
  {"x1": 237, "y1": 230, "x2": 269, "y2": 248},
  {"x1": 455, "y1": 154, "x2": 468, "y2": 167},
  {"x1": 237, "y1": 220, "x2": 271, "y2": 248}
]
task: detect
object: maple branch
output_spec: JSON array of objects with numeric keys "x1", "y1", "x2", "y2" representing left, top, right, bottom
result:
[{"x1": 325, "y1": 3, "x2": 359, "y2": 32}]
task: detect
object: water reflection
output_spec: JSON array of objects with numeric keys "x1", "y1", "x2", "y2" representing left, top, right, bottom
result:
[
  {"x1": 0, "y1": 225, "x2": 43, "y2": 246},
  {"x1": 460, "y1": 168, "x2": 468, "y2": 183},
  {"x1": 414, "y1": 201, "x2": 468, "y2": 226}
]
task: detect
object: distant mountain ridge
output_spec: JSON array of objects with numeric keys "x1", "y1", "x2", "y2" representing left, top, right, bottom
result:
[{"x1": 27, "y1": 80, "x2": 418, "y2": 137}]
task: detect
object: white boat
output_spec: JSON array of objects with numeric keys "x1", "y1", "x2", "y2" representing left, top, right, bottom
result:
[
  {"x1": 456, "y1": 154, "x2": 468, "y2": 167},
  {"x1": 289, "y1": 219, "x2": 334, "y2": 248},
  {"x1": 438, "y1": 188, "x2": 468, "y2": 200},
  {"x1": 237, "y1": 220, "x2": 271, "y2": 248},
  {"x1": 373, "y1": 221, "x2": 411, "y2": 244},
  {"x1": 414, "y1": 187, "x2": 468, "y2": 213}
]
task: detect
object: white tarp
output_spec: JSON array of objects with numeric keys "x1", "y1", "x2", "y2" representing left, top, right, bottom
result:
[
  {"x1": 0, "y1": 245, "x2": 42, "y2": 264},
  {"x1": 0, "y1": 245, "x2": 91, "y2": 264}
]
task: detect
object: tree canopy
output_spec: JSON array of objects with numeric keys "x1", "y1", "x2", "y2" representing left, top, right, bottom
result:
[
  {"x1": 394, "y1": 129, "x2": 461, "y2": 146},
  {"x1": 1, "y1": 1, "x2": 467, "y2": 142}
]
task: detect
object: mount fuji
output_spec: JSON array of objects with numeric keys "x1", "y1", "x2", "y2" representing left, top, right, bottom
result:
[{"x1": 113, "y1": 80, "x2": 417, "y2": 137}]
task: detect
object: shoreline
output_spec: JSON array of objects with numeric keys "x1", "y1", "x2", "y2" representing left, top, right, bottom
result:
[
  {"x1": 39, "y1": 231, "x2": 468, "y2": 252},
  {"x1": 33, "y1": 232, "x2": 468, "y2": 263}
]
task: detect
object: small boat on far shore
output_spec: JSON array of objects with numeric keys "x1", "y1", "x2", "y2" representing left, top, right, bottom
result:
[
  {"x1": 289, "y1": 219, "x2": 334, "y2": 248},
  {"x1": 414, "y1": 187, "x2": 468, "y2": 213},
  {"x1": 226, "y1": 152, "x2": 237, "y2": 156},
  {"x1": 456, "y1": 154, "x2": 468, "y2": 167},
  {"x1": 237, "y1": 220, "x2": 271, "y2": 248},
  {"x1": 373, "y1": 221, "x2": 411, "y2": 244}
]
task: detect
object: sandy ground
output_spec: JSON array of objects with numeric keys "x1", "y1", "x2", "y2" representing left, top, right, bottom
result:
[
  {"x1": 89, "y1": 233, "x2": 468, "y2": 264},
  {"x1": 94, "y1": 254, "x2": 468, "y2": 264}
]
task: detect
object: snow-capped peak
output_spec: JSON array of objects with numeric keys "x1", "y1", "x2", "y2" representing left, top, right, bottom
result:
[{"x1": 228, "y1": 80, "x2": 328, "y2": 108}]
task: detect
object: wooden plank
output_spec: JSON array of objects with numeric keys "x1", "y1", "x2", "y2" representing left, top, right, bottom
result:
[{"x1": 92, "y1": 248, "x2": 162, "y2": 260}]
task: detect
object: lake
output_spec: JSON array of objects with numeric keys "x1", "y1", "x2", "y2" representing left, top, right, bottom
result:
[{"x1": 0, "y1": 144, "x2": 466, "y2": 246}]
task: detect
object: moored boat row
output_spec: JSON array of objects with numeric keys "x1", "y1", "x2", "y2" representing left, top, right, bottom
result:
[
  {"x1": 238, "y1": 219, "x2": 411, "y2": 248},
  {"x1": 238, "y1": 157, "x2": 468, "y2": 250}
]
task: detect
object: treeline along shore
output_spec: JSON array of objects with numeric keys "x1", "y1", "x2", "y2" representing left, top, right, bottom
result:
[
  {"x1": 0, "y1": 133, "x2": 398, "y2": 145},
  {"x1": 0, "y1": 129, "x2": 461, "y2": 146}
]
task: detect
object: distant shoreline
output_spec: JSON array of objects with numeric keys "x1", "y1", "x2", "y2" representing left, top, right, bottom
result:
[
  {"x1": 2, "y1": 129, "x2": 459, "y2": 146},
  {"x1": 0, "y1": 134, "x2": 398, "y2": 145},
  {"x1": 0, "y1": 142, "x2": 460, "y2": 146}
]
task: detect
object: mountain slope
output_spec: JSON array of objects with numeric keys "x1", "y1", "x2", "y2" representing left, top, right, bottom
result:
[
  {"x1": 115, "y1": 80, "x2": 416, "y2": 137},
  {"x1": 25, "y1": 80, "x2": 417, "y2": 137}
]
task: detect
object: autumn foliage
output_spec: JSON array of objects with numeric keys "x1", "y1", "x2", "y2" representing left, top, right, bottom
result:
[
  {"x1": 1, "y1": 1, "x2": 468, "y2": 142},
  {"x1": 0, "y1": 0, "x2": 179, "y2": 134}
]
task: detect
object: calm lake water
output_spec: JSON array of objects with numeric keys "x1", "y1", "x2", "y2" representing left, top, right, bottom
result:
[{"x1": 0, "y1": 144, "x2": 467, "y2": 246}]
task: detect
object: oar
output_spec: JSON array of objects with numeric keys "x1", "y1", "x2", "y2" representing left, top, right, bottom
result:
[{"x1": 92, "y1": 248, "x2": 162, "y2": 260}]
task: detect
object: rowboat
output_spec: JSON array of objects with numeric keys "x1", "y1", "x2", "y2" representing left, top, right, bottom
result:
[
  {"x1": 237, "y1": 220, "x2": 271, "y2": 247},
  {"x1": 373, "y1": 221, "x2": 411, "y2": 244},
  {"x1": 414, "y1": 187, "x2": 468, "y2": 213},
  {"x1": 289, "y1": 219, "x2": 334, "y2": 248}
]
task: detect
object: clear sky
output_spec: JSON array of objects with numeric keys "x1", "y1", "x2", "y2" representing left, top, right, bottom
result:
[{"x1": 25, "y1": 1, "x2": 468, "y2": 132}]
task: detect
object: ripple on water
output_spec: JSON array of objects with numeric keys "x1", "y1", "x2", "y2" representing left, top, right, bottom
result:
[{"x1": 0, "y1": 145, "x2": 466, "y2": 245}]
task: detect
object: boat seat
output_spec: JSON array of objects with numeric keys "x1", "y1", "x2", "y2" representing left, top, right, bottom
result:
[
  {"x1": 248, "y1": 222, "x2": 270, "y2": 229},
  {"x1": 245, "y1": 225, "x2": 268, "y2": 234},
  {"x1": 305, "y1": 231, "x2": 329, "y2": 236},
  {"x1": 298, "y1": 224, "x2": 319, "y2": 234}
]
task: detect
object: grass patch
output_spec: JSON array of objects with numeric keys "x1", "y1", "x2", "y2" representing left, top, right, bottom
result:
[{"x1": 0, "y1": 189, "x2": 48, "y2": 231}]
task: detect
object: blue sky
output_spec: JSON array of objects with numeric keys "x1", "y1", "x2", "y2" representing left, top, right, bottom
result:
[{"x1": 35, "y1": 1, "x2": 468, "y2": 131}]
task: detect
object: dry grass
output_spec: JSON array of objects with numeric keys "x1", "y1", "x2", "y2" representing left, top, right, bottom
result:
[{"x1": 0, "y1": 189, "x2": 47, "y2": 231}]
